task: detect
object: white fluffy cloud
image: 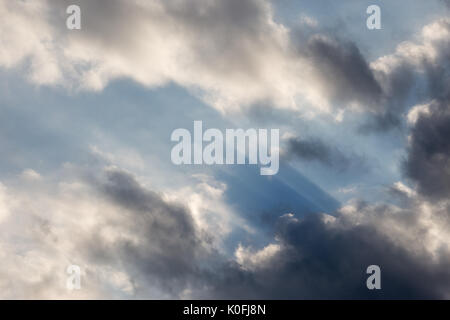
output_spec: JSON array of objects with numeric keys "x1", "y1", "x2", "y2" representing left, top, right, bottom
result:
[
  {"x1": 0, "y1": 0, "x2": 303, "y2": 112},
  {"x1": 0, "y1": 163, "x2": 236, "y2": 298},
  {"x1": 1, "y1": 1, "x2": 449, "y2": 119},
  {"x1": 372, "y1": 19, "x2": 450, "y2": 75},
  {"x1": 0, "y1": 0, "x2": 390, "y2": 116}
]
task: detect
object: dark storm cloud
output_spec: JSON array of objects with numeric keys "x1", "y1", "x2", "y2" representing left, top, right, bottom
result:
[
  {"x1": 83, "y1": 167, "x2": 448, "y2": 299},
  {"x1": 404, "y1": 98, "x2": 450, "y2": 200},
  {"x1": 207, "y1": 210, "x2": 450, "y2": 299}
]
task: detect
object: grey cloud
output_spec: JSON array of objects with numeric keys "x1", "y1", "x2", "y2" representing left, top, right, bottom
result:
[
  {"x1": 48, "y1": 0, "x2": 288, "y2": 93},
  {"x1": 404, "y1": 98, "x2": 450, "y2": 200},
  {"x1": 2, "y1": 1, "x2": 450, "y2": 299},
  {"x1": 206, "y1": 207, "x2": 450, "y2": 299},
  {"x1": 369, "y1": 19, "x2": 450, "y2": 131},
  {"x1": 90, "y1": 167, "x2": 450, "y2": 299},
  {"x1": 77, "y1": 165, "x2": 450, "y2": 300},
  {"x1": 82, "y1": 167, "x2": 211, "y2": 296},
  {"x1": 285, "y1": 137, "x2": 366, "y2": 172},
  {"x1": 296, "y1": 17, "x2": 450, "y2": 133},
  {"x1": 305, "y1": 36, "x2": 383, "y2": 112},
  {"x1": 287, "y1": 137, "x2": 334, "y2": 164},
  {"x1": 2, "y1": 163, "x2": 450, "y2": 299},
  {"x1": 3, "y1": 0, "x2": 428, "y2": 119},
  {"x1": 5, "y1": 0, "x2": 449, "y2": 123},
  {"x1": 358, "y1": 112, "x2": 402, "y2": 133},
  {"x1": 305, "y1": 17, "x2": 450, "y2": 133},
  {"x1": 293, "y1": 26, "x2": 437, "y2": 132}
]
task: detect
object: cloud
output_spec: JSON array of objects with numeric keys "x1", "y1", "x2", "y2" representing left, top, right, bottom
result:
[
  {"x1": 398, "y1": 20, "x2": 450, "y2": 199},
  {"x1": 352, "y1": 17, "x2": 450, "y2": 132},
  {"x1": 407, "y1": 101, "x2": 432, "y2": 125},
  {"x1": 1, "y1": 161, "x2": 450, "y2": 299},
  {"x1": 441, "y1": 0, "x2": 450, "y2": 9},
  {"x1": 77, "y1": 166, "x2": 236, "y2": 298},
  {"x1": 1, "y1": 0, "x2": 305, "y2": 112},
  {"x1": 207, "y1": 196, "x2": 450, "y2": 299},
  {"x1": 20, "y1": 169, "x2": 42, "y2": 181},
  {"x1": 235, "y1": 243, "x2": 281, "y2": 271},
  {"x1": 0, "y1": 1, "x2": 63, "y2": 85},
  {"x1": 404, "y1": 98, "x2": 450, "y2": 200},
  {"x1": 286, "y1": 136, "x2": 350, "y2": 169},
  {"x1": 284, "y1": 136, "x2": 368, "y2": 173},
  {"x1": 0, "y1": 163, "x2": 220, "y2": 298},
  {"x1": 1, "y1": 1, "x2": 450, "y2": 300},
  {"x1": 304, "y1": 35, "x2": 383, "y2": 112},
  {"x1": 2, "y1": 0, "x2": 442, "y2": 120},
  {"x1": 371, "y1": 18, "x2": 450, "y2": 115}
]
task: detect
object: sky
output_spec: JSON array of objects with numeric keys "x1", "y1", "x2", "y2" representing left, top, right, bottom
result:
[{"x1": 0, "y1": 0, "x2": 450, "y2": 299}]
